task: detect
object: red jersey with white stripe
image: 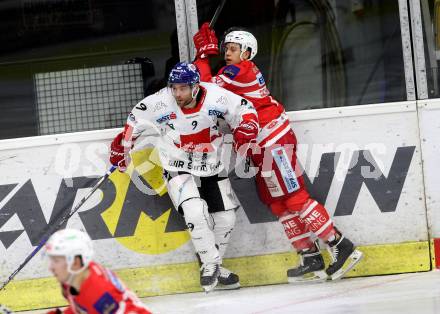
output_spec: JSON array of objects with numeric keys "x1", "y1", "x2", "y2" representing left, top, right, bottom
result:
[
  {"x1": 59, "y1": 262, "x2": 151, "y2": 314},
  {"x1": 194, "y1": 58, "x2": 284, "y2": 126},
  {"x1": 194, "y1": 58, "x2": 291, "y2": 147}
]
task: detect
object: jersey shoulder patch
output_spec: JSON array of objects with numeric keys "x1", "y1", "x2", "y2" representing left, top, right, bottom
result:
[
  {"x1": 222, "y1": 65, "x2": 241, "y2": 79},
  {"x1": 94, "y1": 292, "x2": 119, "y2": 314}
]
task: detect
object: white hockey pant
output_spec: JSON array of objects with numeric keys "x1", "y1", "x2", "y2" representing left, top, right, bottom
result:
[
  {"x1": 167, "y1": 173, "x2": 219, "y2": 265},
  {"x1": 167, "y1": 173, "x2": 238, "y2": 263}
]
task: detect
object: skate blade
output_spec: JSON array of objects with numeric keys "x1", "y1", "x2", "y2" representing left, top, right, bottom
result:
[
  {"x1": 202, "y1": 279, "x2": 219, "y2": 293},
  {"x1": 287, "y1": 270, "x2": 328, "y2": 284},
  {"x1": 329, "y1": 249, "x2": 364, "y2": 281},
  {"x1": 0, "y1": 305, "x2": 13, "y2": 314},
  {"x1": 215, "y1": 282, "x2": 241, "y2": 290}
]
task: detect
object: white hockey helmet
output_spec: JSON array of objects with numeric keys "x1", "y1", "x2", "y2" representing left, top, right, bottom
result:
[
  {"x1": 45, "y1": 228, "x2": 94, "y2": 274},
  {"x1": 223, "y1": 30, "x2": 258, "y2": 60}
]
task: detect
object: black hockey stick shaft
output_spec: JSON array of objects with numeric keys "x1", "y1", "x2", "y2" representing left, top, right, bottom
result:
[
  {"x1": 191, "y1": 0, "x2": 227, "y2": 62},
  {"x1": 207, "y1": 0, "x2": 252, "y2": 171},
  {"x1": 0, "y1": 165, "x2": 117, "y2": 291},
  {"x1": 209, "y1": 0, "x2": 227, "y2": 28},
  {"x1": 244, "y1": 156, "x2": 251, "y2": 173}
]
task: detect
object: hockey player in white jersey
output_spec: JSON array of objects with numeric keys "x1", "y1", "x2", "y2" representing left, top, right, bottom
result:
[{"x1": 109, "y1": 62, "x2": 259, "y2": 292}]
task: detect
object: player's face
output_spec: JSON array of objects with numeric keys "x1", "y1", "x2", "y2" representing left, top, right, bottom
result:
[
  {"x1": 171, "y1": 83, "x2": 194, "y2": 107},
  {"x1": 224, "y1": 43, "x2": 244, "y2": 65},
  {"x1": 48, "y1": 255, "x2": 70, "y2": 283}
]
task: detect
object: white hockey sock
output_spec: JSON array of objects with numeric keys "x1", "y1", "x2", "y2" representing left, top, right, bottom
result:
[
  {"x1": 212, "y1": 210, "x2": 236, "y2": 258},
  {"x1": 182, "y1": 198, "x2": 221, "y2": 265}
]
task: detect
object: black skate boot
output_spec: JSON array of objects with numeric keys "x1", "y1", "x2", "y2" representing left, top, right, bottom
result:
[
  {"x1": 217, "y1": 266, "x2": 240, "y2": 290},
  {"x1": 326, "y1": 235, "x2": 363, "y2": 280},
  {"x1": 287, "y1": 243, "x2": 327, "y2": 283},
  {"x1": 200, "y1": 263, "x2": 220, "y2": 292}
]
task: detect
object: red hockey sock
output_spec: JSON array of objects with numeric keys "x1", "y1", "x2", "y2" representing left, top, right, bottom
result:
[
  {"x1": 299, "y1": 199, "x2": 336, "y2": 242},
  {"x1": 279, "y1": 212, "x2": 314, "y2": 251}
]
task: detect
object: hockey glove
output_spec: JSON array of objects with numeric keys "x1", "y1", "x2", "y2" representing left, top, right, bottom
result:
[
  {"x1": 233, "y1": 120, "x2": 259, "y2": 156},
  {"x1": 193, "y1": 22, "x2": 219, "y2": 59},
  {"x1": 110, "y1": 132, "x2": 131, "y2": 172}
]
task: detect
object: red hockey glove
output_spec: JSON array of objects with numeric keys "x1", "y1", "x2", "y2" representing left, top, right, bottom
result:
[
  {"x1": 233, "y1": 120, "x2": 259, "y2": 156},
  {"x1": 110, "y1": 132, "x2": 131, "y2": 172},
  {"x1": 193, "y1": 22, "x2": 219, "y2": 59}
]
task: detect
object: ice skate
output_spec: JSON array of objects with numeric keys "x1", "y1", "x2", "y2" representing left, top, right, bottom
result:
[
  {"x1": 216, "y1": 266, "x2": 240, "y2": 290},
  {"x1": 287, "y1": 244, "x2": 327, "y2": 283},
  {"x1": 0, "y1": 305, "x2": 13, "y2": 314},
  {"x1": 326, "y1": 235, "x2": 363, "y2": 280},
  {"x1": 200, "y1": 263, "x2": 220, "y2": 292}
]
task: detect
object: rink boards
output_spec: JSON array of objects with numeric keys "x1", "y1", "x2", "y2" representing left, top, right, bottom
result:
[{"x1": 0, "y1": 100, "x2": 438, "y2": 310}]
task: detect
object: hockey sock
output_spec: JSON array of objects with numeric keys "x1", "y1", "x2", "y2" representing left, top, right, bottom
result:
[
  {"x1": 279, "y1": 212, "x2": 314, "y2": 251},
  {"x1": 298, "y1": 199, "x2": 336, "y2": 242},
  {"x1": 181, "y1": 198, "x2": 221, "y2": 265},
  {"x1": 212, "y1": 210, "x2": 236, "y2": 258}
]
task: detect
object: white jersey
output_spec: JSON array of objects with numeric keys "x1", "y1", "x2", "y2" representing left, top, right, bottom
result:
[{"x1": 125, "y1": 82, "x2": 257, "y2": 176}]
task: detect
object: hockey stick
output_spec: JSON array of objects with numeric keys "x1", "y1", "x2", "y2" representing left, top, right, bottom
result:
[
  {"x1": 209, "y1": 0, "x2": 227, "y2": 28},
  {"x1": 207, "y1": 0, "x2": 253, "y2": 172},
  {"x1": 0, "y1": 165, "x2": 117, "y2": 291}
]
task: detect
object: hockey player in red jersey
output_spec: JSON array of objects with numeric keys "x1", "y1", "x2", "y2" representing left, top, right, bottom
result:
[
  {"x1": 45, "y1": 229, "x2": 151, "y2": 314},
  {"x1": 193, "y1": 23, "x2": 363, "y2": 282}
]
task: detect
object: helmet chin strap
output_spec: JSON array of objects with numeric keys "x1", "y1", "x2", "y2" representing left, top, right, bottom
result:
[
  {"x1": 240, "y1": 50, "x2": 246, "y2": 61},
  {"x1": 182, "y1": 84, "x2": 199, "y2": 108},
  {"x1": 191, "y1": 84, "x2": 200, "y2": 99},
  {"x1": 66, "y1": 272, "x2": 76, "y2": 285},
  {"x1": 65, "y1": 256, "x2": 87, "y2": 284}
]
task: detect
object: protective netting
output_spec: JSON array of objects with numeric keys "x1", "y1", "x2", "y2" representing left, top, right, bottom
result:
[{"x1": 34, "y1": 64, "x2": 144, "y2": 135}]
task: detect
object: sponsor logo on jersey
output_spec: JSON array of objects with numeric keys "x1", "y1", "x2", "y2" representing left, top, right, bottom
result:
[
  {"x1": 272, "y1": 147, "x2": 300, "y2": 193},
  {"x1": 94, "y1": 292, "x2": 119, "y2": 314},
  {"x1": 128, "y1": 113, "x2": 136, "y2": 122},
  {"x1": 169, "y1": 160, "x2": 185, "y2": 168},
  {"x1": 216, "y1": 96, "x2": 227, "y2": 106},
  {"x1": 222, "y1": 65, "x2": 240, "y2": 79},
  {"x1": 262, "y1": 171, "x2": 284, "y2": 197},
  {"x1": 156, "y1": 112, "x2": 177, "y2": 123},
  {"x1": 153, "y1": 101, "x2": 167, "y2": 112},
  {"x1": 256, "y1": 72, "x2": 266, "y2": 86},
  {"x1": 208, "y1": 109, "x2": 224, "y2": 117},
  {"x1": 168, "y1": 159, "x2": 221, "y2": 172}
]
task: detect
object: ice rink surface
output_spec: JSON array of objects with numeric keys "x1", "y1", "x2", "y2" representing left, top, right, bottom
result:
[
  {"x1": 15, "y1": 271, "x2": 440, "y2": 314},
  {"x1": 143, "y1": 271, "x2": 440, "y2": 314}
]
